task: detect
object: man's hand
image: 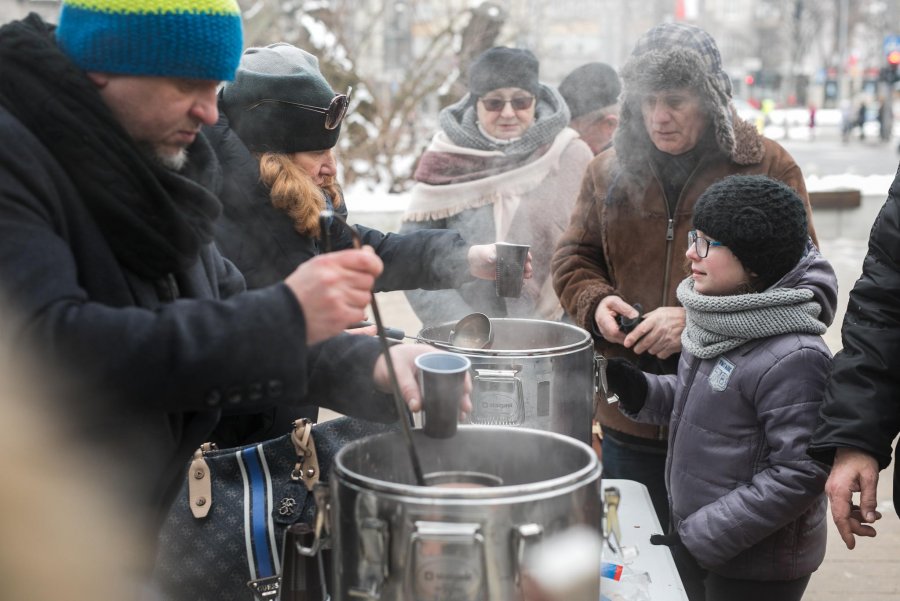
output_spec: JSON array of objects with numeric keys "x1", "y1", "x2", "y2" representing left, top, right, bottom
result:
[
  {"x1": 467, "y1": 244, "x2": 534, "y2": 280},
  {"x1": 372, "y1": 344, "x2": 473, "y2": 417},
  {"x1": 593, "y1": 295, "x2": 637, "y2": 344},
  {"x1": 825, "y1": 447, "x2": 883, "y2": 549},
  {"x1": 624, "y1": 306, "x2": 685, "y2": 359},
  {"x1": 284, "y1": 247, "x2": 383, "y2": 345}
]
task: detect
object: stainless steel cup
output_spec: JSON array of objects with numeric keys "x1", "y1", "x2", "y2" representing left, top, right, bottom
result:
[
  {"x1": 495, "y1": 242, "x2": 530, "y2": 298},
  {"x1": 414, "y1": 352, "x2": 471, "y2": 438}
]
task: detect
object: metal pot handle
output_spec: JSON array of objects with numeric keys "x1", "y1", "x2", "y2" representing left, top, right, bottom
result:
[
  {"x1": 593, "y1": 353, "x2": 619, "y2": 409},
  {"x1": 512, "y1": 523, "x2": 544, "y2": 586}
]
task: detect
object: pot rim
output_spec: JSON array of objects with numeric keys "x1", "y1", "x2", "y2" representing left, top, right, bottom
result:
[
  {"x1": 333, "y1": 425, "x2": 600, "y2": 499},
  {"x1": 417, "y1": 318, "x2": 591, "y2": 356}
]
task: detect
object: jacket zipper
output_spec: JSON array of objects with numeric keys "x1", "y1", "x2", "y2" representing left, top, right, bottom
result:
[{"x1": 650, "y1": 162, "x2": 704, "y2": 307}]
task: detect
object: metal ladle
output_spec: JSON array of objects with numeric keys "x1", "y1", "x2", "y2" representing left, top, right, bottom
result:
[
  {"x1": 449, "y1": 312, "x2": 494, "y2": 349},
  {"x1": 319, "y1": 210, "x2": 426, "y2": 486}
]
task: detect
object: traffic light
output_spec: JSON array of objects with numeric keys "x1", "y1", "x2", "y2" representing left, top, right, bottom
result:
[{"x1": 888, "y1": 50, "x2": 900, "y2": 83}]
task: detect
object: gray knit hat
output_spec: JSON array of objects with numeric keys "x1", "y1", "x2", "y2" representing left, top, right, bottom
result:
[
  {"x1": 220, "y1": 43, "x2": 342, "y2": 153},
  {"x1": 558, "y1": 62, "x2": 621, "y2": 119},
  {"x1": 468, "y1": 47, "x2": 541, "y2": 97},
  {"x1": 614, "y1": 23, "x2": 738, "y2": 186},
  {"x1": 693, "y1": 175, "x2": 808, "y2": 290}
]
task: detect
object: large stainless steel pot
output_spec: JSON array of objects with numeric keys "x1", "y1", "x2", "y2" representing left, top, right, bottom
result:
[
  {"x1": 418, "y1": 318, "x2": 598, "y2": 443},
  {"x1": 328, "y1": 426, "x2": 602, "y2": 601}
]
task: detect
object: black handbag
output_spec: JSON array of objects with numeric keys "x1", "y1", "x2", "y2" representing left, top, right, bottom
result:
[{"x1": 152, "y1": 416, "x2": 395, "y2": 601}]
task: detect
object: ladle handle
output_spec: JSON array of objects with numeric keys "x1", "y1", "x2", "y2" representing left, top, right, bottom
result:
[{"x1": 318, "y1": 210, "x2": 427, "y2": 486}]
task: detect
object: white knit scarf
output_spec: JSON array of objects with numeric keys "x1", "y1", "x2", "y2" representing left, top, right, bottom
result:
[{"x1": 677, "y1": 277, "x2": 826, "y2": 359}]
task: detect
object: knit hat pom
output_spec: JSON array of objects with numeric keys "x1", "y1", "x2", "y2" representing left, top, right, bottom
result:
[
  {"x1": 56, "y1": 0, "x2": 243, "y2": 82},
  {"x1": 731, "y1": 206, "x2": 773, "y2": 243},
  {"x1": 693, "y1": 175, "x2": 808, "y2": 290}
]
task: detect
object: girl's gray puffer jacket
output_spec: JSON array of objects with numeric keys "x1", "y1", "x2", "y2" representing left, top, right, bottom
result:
[{"x1": 624, "y1": 245, "x2": 837, "y2": 580}]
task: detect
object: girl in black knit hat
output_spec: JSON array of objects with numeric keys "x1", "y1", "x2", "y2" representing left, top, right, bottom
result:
[{"x1": 606, "y1": 174, "x2": 837, "y2": 601}]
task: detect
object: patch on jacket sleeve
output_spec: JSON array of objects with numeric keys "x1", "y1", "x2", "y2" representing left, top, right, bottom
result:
[{"x1": 708, "y1": 357, "x2": 735, "y2": 392}]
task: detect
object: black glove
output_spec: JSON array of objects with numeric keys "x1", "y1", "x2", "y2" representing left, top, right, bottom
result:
[
  {"x1": 650, "y1": 531, "x2": 707, "y2": 583},
  {"x1": 605, "y1": 358, "x2": 648, "y2": 413}
]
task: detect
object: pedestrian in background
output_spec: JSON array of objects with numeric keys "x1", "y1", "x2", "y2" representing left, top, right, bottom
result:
[
  {"x1": 558, "y1": 62, "x2": 621, "y2": 155},
  {"x1": 552, "y1": 22, "x2": 819, "y2": 531},
  {"x1": 401, "y1": 46, "x2": 591, "y2": 325},
  {"x1": 808, "y1": 164, "x2": 900, "y2": 550},
  {"x1": 606, "y1": 175, "x2": 835, "y2": 601}
]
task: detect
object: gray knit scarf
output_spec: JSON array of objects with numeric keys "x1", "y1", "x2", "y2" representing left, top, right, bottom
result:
[
  {"x1": 438, "y1": 84, "x2": 570, "y2": 157},
  {"x1": 677, "y1": 277, "x2": 826, "y2": 359}
]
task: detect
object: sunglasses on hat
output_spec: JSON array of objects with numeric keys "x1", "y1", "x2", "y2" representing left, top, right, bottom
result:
[{"x1": 245, "y1": 86, "x2": 352, "y2": 130}]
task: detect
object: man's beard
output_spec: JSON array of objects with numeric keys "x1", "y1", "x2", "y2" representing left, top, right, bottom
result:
[
  {"x1": 157, "y1": 148, "x2": 188, "y2": 171},
  {"x1": 138, "y1": 142, "x2": 188, "y2": 172}
]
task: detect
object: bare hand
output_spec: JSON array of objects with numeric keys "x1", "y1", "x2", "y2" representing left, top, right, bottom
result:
[
  {"x1": 624, "y1": 306, "x2": 685, "y2": 359},
  {"x1": 593, "y1": 295, "x2": 638, "y2": 344},
  {"x1": 372, "y1": 344, "x2": 473, "y2": 417},
  {"x1": 468, "y1": 244, "x2": 534, "y2": 280},
  {"x1": 284, "y1": 247, "x2": 383, "y2": 345},
  {"x1": 825, "y1": 447, "x2": 883, "y2": 549}
]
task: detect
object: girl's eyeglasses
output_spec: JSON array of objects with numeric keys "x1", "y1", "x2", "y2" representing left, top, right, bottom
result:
[
  {"x1": 688, "y1": 230, "x2": 724, "y2": 258},
  {"x1": 245, "y1": 86, "x2": 353, "y2": 130},
  {"x1": 479, "y1": 95, "x2": 535, "y2": 112}
]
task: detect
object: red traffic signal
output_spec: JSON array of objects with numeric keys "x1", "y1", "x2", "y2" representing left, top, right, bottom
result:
[
  {"x1": 888, "y1": 50, "x2": 900, "y2": 65},
  {"x1": 744, "y1": 74, "x2": 755, "y2": 86}
]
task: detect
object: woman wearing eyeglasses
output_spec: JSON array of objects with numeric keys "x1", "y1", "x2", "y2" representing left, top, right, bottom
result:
[
  {"x1": 400, "y1": 46, "x2": 592, "y2": 326},
  {"x1": 605, "y1": 175, "x2": 835, "y2": 601},
  {"x1": 205, "y1": 43, "x2": 504, "y2": 446}
]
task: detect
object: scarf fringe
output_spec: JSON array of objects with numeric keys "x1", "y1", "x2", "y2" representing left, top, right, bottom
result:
[{"x1": 404, "y1": 128, "x2": 579, "y2": 222}]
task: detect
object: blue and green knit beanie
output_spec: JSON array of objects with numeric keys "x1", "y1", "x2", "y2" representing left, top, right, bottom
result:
[{"x1": 56, "y1": 0, "x2": 243, "y2": 82}]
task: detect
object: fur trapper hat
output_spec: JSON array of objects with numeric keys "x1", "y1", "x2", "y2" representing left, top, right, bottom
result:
[{"x1": 614, "y1": 23, "x2": 736, "y2": 186}]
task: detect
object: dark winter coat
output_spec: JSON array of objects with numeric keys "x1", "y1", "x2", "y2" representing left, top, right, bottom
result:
[
  {"x1": 808, "y1": 164, "x2": 900, "y2": 518},
  {"x1": 0, "y1": 21, "x2": 394, "y2": 526},
  {"x1": 206, "y1": 117, "x2": 474, "y2": 293},
  {"x1": 205, "y1": 117, "x2": 477, "y2": 446},
  {"x1": 624, "y1": 248, "x2": 836, "y2": 580}
]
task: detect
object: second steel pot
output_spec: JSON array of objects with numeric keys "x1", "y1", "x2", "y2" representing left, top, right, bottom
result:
[{"x1": 417, "y1": 318, "x2": 597, "y2": 443}]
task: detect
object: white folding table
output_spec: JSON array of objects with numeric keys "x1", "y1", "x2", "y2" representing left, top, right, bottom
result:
[{"x1": 602, "y1": 478, "x2": 689, "y2": 601}]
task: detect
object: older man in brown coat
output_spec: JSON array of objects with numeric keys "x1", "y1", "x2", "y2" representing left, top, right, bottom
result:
[{"x1": 552, "y1": 23, "x2": 818, "y2": 532}]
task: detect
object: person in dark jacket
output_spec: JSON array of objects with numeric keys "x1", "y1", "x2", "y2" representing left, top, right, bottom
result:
[
  {"x1": 808, "y1": 164, "x2": 900, "y2": 550},
  {"x1": 210, "y1": 43, "x2": 518, "y2": 445},
  {"x1": 0, "y1": 1, "x2": 467, "y2": 541},
  {"x1": 213, "y1": 43, "x2": 514, "y2": 295},
  {"x1": 605, "y1": 175, "x2": 835, "y2": 601}
]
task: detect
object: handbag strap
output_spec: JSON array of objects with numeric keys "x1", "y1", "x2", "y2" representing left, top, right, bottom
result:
[
  {"x1": 188, "y1": 442, "x2": 216, "y2": 518},
  {"x1": 290, "y1": 418, "x2": 321, "y2": 492}
]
